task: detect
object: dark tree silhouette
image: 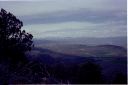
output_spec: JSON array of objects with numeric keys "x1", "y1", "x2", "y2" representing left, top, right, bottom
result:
[
  {"x1": 0, "y1": 8, "x2": 33, "y2": 63},
  {"x1": 112, "y1": 73, "x2": 127, "y2": 84},
  {"x1": 76, "y1": 62, "x2": 103, "y2": 84}
]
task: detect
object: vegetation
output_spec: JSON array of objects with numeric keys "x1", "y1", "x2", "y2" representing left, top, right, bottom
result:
[
  {"x1": 0, "y1": 8, "x2": 34, "y2": 84},
  {"x1": 0, "y1": 8, "x2": 33, "y2": 61}
]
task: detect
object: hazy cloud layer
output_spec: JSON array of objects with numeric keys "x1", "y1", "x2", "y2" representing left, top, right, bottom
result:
[
  {"x1": 19, "y1": 9, "x2": 126, "y2": 25},
  {"x1": 0, "y1": 0, "x2": 126, "y2": 38}
]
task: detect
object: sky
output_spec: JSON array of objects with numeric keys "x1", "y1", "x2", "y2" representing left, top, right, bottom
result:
[{"x1": 0, "y1": 0, "x2": 127, "y2": 39}]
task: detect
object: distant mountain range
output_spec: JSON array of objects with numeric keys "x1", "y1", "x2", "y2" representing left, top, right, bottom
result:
[
  {"x1": 30, "y1": 36, "x2": 127, "y2": 66},
  {"x1": 34, "y1": 36, "x2": 127, "y2": 48},
  {"x1": 26, "y1": 44, "x2": 127, "y2": 80},
  {"x1": 33, "y1": 36, "x2": 127, "y2": 58},
  {"x1": 27, "y1": 43, "x2": 127, "y2": 65},
  {"x1": 25, "y1": 37, "x2": 127, "y2": 83},
  {"x1": 35, "y1": 44, "x2": 126, "y2": 57}
]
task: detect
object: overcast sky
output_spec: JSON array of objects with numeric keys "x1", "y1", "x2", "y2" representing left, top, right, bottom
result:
[{"x1": 0, "y1": 0, "x2": 126, "y2": 39}]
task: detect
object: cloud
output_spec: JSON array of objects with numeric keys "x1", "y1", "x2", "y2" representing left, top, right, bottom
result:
[
  {"x1": 19, "y1": 8, "x2": 126, "y2": 25},
  {"x1": 22, "y1": 21, "x2": 126, "y2": 38},
  {"x1": 0, "y1": 0, "x2": 126, "y2": 38},
  {"x1": 0, "y1": 0, "x2": 126, "y2": 16}
]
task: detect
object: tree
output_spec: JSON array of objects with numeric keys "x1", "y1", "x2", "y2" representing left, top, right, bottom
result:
[
  {"x1": 112, "y1": 73, "x2": 127, "y2": 84},
  {"x1": 0, "y1": 8, "x2": 33, "y2": 63},
  {"x1": 76, "y1": 62, "x2": 103, "y2": 84}
]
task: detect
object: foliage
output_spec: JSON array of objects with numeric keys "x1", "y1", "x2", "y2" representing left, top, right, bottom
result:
[{"x1": 0, "y1": 8, "x2": 33, "y2": 62}]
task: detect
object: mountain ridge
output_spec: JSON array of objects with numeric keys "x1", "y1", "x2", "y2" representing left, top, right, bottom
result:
[
  {"x1": 33, "y1": 44, "x2": 126, "y2": 58},
  {"x1": 34, "y1": 36, "x2": 127, "y2": 48}
]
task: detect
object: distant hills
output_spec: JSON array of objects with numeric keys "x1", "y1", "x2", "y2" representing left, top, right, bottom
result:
[
  {"x1": 26, "y1": 44, "x2": 127, "y2": 81},
  {"x1": 26, "y1": 43, "x2": 127, "y2": 65},
  {"x1": 33, "y1": 44, "x2": 126, "y2": 58},
  {"x1": 26, "y1": 38, "x2": 127, "y2": 83},
  {"x1": 30, "y1": 36, "x2": 127, "y2": 66},
  {"x1": 34, "y1": 36, "x2": 127, "y2": 48},
  {"x1": 31, "y1": 36, "x2": 127, "y2": 63}
]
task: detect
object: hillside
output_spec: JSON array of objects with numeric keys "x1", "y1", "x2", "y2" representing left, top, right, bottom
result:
[
  {"x1": 34, "y1": 36, "x2": 127, "y2": 48},
  {"x1": 25, "y1": 44, "x2": 127, "y2": 83},
  {"x1": 35, "y1": 44, "x2": 127, "y2": 57}
]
